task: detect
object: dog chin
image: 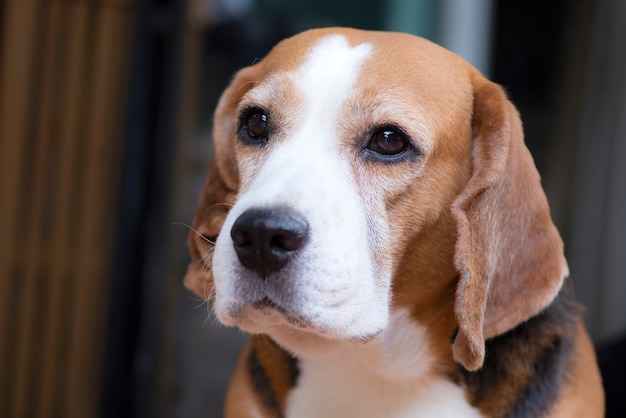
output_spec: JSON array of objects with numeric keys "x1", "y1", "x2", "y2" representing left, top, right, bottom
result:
[{"x1": 217, "y1": 299, "x2": 386, "y2": 354}]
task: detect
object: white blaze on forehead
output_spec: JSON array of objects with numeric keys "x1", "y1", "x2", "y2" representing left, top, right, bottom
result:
[{"x1": 295, "y1": 34, "x2": 372, "y2": 121}]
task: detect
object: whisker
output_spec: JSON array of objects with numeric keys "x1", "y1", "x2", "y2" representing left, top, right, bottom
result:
[
  {"x1": 171, "y1": 222, "x2": 215, "y2": 244},
  {"x1": 238, "y1": 79, "x2": 260, "y2": 92},
  {"x1": 206, "y1": 202, "x2": 234, "y2": 211},
  {"x1": 191, "y1": 297, "x2": 209, "y2": 309},
  {"x1": 261, "y1": 334, "x2": 284, "y2": 354},
  {"x1": 204, "y1": 302, "x2": 222, "y2": 328}
]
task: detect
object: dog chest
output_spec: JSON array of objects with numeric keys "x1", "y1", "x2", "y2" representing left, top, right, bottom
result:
[
  {"x1": 283, "y1": 309, "x2": 483, "y2": 417},
  {"x1": 285, "y1": 369, "x2": 482, "y2": 418}
]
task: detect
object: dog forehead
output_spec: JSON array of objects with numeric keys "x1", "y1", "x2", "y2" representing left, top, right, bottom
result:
[
  {"x1": 260, "y1": 27, "x2": 464, "y2": 74},
  {"x1": 248, "y1": 28, "x2": 473, "y2": 127},
  {"x1": 243, "y1": 31, "x2": 371, "y2": 109}
]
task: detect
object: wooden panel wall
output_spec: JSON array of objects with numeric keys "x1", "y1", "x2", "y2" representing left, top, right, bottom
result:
[{"x1": 0, "y1": 1, "x2": 134, "y2": 416}]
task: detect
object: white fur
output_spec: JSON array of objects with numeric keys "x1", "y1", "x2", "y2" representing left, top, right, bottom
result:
[
  {"x1": 285, "y1": 309, "x2": 482, "y2": 418},
  {"x1": 212, "y1": 35, "x2": 393, "y2": 345}
]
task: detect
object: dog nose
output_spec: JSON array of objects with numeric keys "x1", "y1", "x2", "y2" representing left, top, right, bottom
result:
[{"x1": 230, "y1": 208, "x2": 309, "y2": 277}]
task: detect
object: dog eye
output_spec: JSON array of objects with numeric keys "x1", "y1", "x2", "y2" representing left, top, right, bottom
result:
[
  {"x1": 247, "y1": 111, "x2": 268, "y2": 137},
  {"x1": 238, "y1": 107, "x2": 270, "y2": 145},
  {"x1": 366, "y1": 127, "x2": 410, "y2": 156}
]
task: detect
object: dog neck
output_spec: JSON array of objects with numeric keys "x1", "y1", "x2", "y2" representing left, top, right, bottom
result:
[{"x1": 279, "y1": 308, "x2": 480, "y2": 417}]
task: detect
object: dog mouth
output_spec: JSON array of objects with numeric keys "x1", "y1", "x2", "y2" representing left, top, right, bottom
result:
[
  {"x1": 251, "y1": 297, "x2": 312, "y2": 329},
  {"x1": 248, "y1": 297, "x2": 383, "y2": 344}
]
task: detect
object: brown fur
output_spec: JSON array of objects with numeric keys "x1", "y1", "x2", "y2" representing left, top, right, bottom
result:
[
  {"x1": 184, "y1": 28, "x2": 604, "y2": 417},
  {"x1": 451, "y1": 73, "x2": 568, "y2": 371}
]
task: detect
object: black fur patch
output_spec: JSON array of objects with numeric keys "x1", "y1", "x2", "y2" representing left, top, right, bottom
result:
[
  {"x1": 247, "y1": 347, "x2": 283, "y2": 418},
  {"x1": 284, "y1": 348, "x2": 300, "y2": 388},
  {"x1": 462, "y1": 283, "x2": 581, "y2": 417},
  {"x1": 247, "y1": 338, "x2": 300, "y2": 418}
]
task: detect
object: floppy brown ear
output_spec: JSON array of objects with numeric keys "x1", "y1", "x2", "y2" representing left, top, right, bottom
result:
[
  {"x1": 450, "y1": 73, "x2": 568, "y2": 371},
  {"x1": 183, "y1": 66, "x2": 258, "y2": 298}
]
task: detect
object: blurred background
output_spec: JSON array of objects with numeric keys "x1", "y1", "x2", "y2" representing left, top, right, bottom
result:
[{"x1": 1, "y1": 0, "x2": 625, "y2": 417}]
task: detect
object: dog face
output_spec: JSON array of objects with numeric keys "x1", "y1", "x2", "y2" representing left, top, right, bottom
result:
[{"x1": 185, "y1": 28, "x2": 568, "y2": 370}]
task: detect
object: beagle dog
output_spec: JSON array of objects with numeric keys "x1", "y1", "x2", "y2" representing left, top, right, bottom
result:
[{"x1": 184, "y1": 28, "x2": 604, "y2": 417}]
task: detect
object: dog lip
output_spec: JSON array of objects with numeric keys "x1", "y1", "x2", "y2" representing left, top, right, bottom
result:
[
  {"x1": 252, "y1": 297, "x2": 282, "y2": 311},
  {"x1": 245, "y1": 298, "x2": 385, "y2": 342},
  {"x1": 351, "y1": 328, "x2": 384, "y2": 344},
  {"x1": 251, "y1": 297, "x2": 311, "y2": 328}
]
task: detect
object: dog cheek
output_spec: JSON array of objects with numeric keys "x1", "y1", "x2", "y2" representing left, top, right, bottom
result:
[{"x1": 235, "y1": 149, "x2": 263, "y2": 194}]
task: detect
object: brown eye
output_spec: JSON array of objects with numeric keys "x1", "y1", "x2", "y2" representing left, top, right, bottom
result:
[
  {"x1": 246, "y1": 110, "x2": 269, "y2": 139},
  {"x1": 238, "y1": 107, "x2": 270, "y2": 146},
  {"x1": 367, "y1": 128, "x2": 409, "y2": 156}
]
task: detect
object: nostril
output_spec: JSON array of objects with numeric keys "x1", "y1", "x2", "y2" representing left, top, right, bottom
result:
[
  {"x1": 231, "y1": 229, "x2": 251, "y2": 247},
  {"x1": 230, "y1": 208, "x2": 309, "y2": 277},
  {"x1": 270, "y1": 228, "x2": 307, "y2": 252}
]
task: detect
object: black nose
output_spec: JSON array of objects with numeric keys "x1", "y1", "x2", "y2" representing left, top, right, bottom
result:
[{"x1": 230, "y1": 208, "x2": 309, "y2": 278}]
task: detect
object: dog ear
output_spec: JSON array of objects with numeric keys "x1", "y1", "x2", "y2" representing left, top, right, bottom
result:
[
  {"x1": 183, "y1": 66, "x2": 257, "y2": 298},
  {"x1": 450, "y1": 73, "x2": 568, "y2": 371}
]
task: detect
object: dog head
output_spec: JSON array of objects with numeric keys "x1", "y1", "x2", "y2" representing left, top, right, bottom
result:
[{"x1": 185, "y1": 28, "x2": 567, "y2": 371}]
